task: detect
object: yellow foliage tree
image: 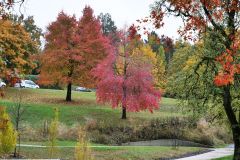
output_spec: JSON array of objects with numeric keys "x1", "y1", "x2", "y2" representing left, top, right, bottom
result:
[
  {"x1": 132, "y1": 44, "x2": 166, "y2": 90},
  {"x1": 155, "y1": 46, "x2": 167, "y2": 90},
  {"x1": 0, "y1": 106, "x2": 17, "y2": 155}
]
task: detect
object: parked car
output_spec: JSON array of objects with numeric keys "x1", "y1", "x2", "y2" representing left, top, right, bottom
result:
[
  {"x1": 75, "y1": 86, "x2": 91, "y2": 92},
  {"x1": 14, "y1": 80, "x2": 40, "y2": 89},
  {"x1": 0, "y1": 80, "x2": 6, "y2": 88}
]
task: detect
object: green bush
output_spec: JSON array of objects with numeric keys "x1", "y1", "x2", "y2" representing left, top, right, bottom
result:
[{"x1": 90, "y1": 131, "x2": 110, "y2": 144}]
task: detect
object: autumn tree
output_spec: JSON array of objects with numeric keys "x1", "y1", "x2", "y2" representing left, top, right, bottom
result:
[
  {"x1": 147, "y1": 32, "x2": 174, "y2": 66},
  {"x1": 23, "y1": 16, "x2": 43, "y2": 74},
  {"x1": 39, "y1": 12, "x2": 78, "y2": 101},
  {"x1": 0, "y1": 106, "x2": 17, "y2": 155},
  {"x1": 147, "y1": 32, "x2": 167, "y2": 89},
  {"x1": 167, "y1": 42, "x2": 205, "y2": 113},
  {"x1": 134, "y1": 44, "x2": 166, "y2": 90},
  {"x1": 0, "y1": 19, "x2": 37, "y2": 84},
  {"x1": 167, "y1": 32, "x2": 240, "y2": 152},
  {"x1": 155, "y1": 45, "x2": 166, "y2": 90},
  {"x1": 94, "y1": 27, "x2": 161, "y2": 119},
  {"x1": 39, "y1": 7, "x2": 110, "y2": 101},
  {"x1": 10, "y1": 15, "x2": 43, "y2": 51},
  {"x1": 76, "y1": 6, "x2": 110, "y2": 88},
  {"x1": 150, "y1": 0, "x2": 240, "y2": 158},
  {"x1": 10, "y1": 14, "x2": 43, "y2": 75}
]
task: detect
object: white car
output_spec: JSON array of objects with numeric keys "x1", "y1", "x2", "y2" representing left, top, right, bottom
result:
[
  {"x1": 0, "y1": 81, "x2": 6, "y2": 88},
  {"x1": 75, "y1": 86, "x2": 91, "y2": 92},
  {"x1": 14, "y1": 80, "x2": 40, "y2": 89}
]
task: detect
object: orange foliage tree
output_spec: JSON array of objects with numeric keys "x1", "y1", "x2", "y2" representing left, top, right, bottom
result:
[
  {"x1": 149, "y1": 0, "x2": 240, "y2": 159},
  {"x1": 0, "y1": 19, "x2": 37, "y2": 85},
  {"x1": 39, "y1": 7, "x2": 110, "y2": 101}
]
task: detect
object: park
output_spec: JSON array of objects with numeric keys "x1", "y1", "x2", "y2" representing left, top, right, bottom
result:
[{"x1": 0, "y1": 0, "x2": 239, "y2": 160}]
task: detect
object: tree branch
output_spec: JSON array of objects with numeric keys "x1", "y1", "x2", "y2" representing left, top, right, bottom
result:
[{"x1": 200, "y1": 1, "x2": 228, "y2": 39}]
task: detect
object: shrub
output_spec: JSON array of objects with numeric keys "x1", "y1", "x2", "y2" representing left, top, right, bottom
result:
[
  {"x1": 86, "y1": 117, "x2": 230, "y2": 146},
  {"x1": 48, "y1": 108, "x2": 59, "y2": 158},
  {"x1": 58, "y1": 123, "x2": 78, "y2": 141},
  {"x1": 90, "y1": 130, "x2": 110, "y2": 144},
  {"x1": 75, "y1": 127, "x2": 94, "y2": 160},
  {"x1": 0, "y1": 106, "x2": 17, "y2": 155}
]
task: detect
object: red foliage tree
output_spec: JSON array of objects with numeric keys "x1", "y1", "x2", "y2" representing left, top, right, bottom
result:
[
  {"x1": 149, "y1": 0, "x2": 240, "y2": 158},
  {"x1": 39, "y1": 7, "x2": 110, "y2": 101},
  {"x1": 94, "y1": 28, "x2": 161, "y2": 119},
  {"x1": 76, "y1": 6, "x2": 111, "y2": 88}
]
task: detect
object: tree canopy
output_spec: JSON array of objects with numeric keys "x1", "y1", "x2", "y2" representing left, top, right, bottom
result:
[
  {"x1": 150, "y1": 0, "x2": 240, "y2": 158},
  {"x1": 0, "y1": 19, "x2": 37, "y2": 82},
  {"x1": 94, "y1": 28, "x2": 161, "y2": 119},
  {"x1": 39, "y1": 7, "x2": 111, "y2": 101}
]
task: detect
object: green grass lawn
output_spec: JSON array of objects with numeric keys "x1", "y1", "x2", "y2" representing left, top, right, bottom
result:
[
  {"x1": 19, "y1": 146, "x2": 204, "y2": 160},
  {"x1": 212, "y1": 155, "x2": 233, "y2": 160},
  {"x1": 0, "y1": 88, "x2": 206, "y2": 160},
  {"x1": 19, "y1": 139, "x2": 208, "y2": 160},
  {"x1": 0, "y1": 88, "x2": 182, "y2": 126}
]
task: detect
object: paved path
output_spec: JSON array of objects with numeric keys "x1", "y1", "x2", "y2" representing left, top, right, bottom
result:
[{"x1": 175, "y1": 145, "x2": 234, "y2": 160}]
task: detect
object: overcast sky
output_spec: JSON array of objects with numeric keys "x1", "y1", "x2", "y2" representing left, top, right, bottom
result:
[{"x1": 17, "y1": 0, "x2": 183, "y2": 40}]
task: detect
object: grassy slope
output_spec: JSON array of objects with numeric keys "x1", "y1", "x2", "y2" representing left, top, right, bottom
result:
[
  {"x1": 212, "y1": 155, "x2": 233, "y2": 160},
  {"x1": 0, "y1": 88, "x2": 182, "y2": 126},
  {"x1": 0, "y1": 88, "x2": 204, "y2": 160}
]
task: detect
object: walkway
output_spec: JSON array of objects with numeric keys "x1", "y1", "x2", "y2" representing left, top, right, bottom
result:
[{"x1": 175, "y1": 145, "x2": 234, "y2": 160}]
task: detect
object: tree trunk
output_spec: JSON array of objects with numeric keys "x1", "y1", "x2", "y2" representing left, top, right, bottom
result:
[
  {"x1": 13, "y1": 147, "x2": 17, "y2": 157},
  {"x1": 223, "y1": 86, "x2": 240, "y2": 160},
  {"x1": 66, "y1": 82, "x2": 72, "y2": 102},
  {"x1": 121, "y1": 42, "x2": 128, "y2": 120},
  {"x1": 13, "y1": 103, "x2": 20, "y2": 158},
  {"x1": 122, "y1": 107, "x2": 126, "y2": 119},
  {"x1": 122, "y1": 84, "x2": 127, "y2": 120},
  {"x1": 234, "y1": 139, "x2": 240, "y2": 160}
]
